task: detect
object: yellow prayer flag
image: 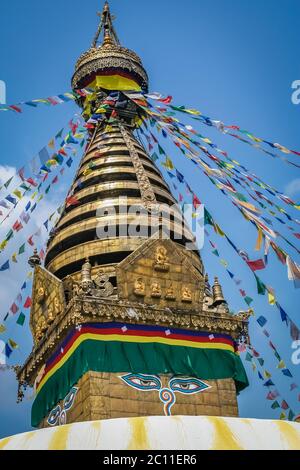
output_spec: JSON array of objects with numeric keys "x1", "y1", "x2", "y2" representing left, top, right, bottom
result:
[
  {"x1": 277, "y1": 360, "x2": 286, "y2": 369},
  {"x1": 0, "y1": 240, "x2": 8, "y2": 250},
  {"x1": 185, "y1": 109, "x2": 201, "y2": 116},
  {"x1": 0, "y1": 324, "x2": 6, "y2": 334},
  {"x1": 255, "y1": 228, "x2": 263, "y2": 251},
  {"x1": 83, "y1": 168, "x2": 93, "y2": 176},
  {"x1": 31, "y1": 191, "x2": 38, "y2": 200},
  {"x1": 268, "y1": 290, "x2": 276, "y2": 305},
  {"x1": 95, "y1": 108, "x2": 107, "y2": 114},
  {"x1": 47, "y1": 159, "x2": 58, "y2": 166},
  {"x1": 162, "y1": 157, "x2": 174, "y2": 170},
  {"x1": 279, "y1": 412, "x2": 286, "y2": 420},
  {"x1": 13, "y1": 189, "x2": 22, "y2": 200},
  {"x1": 37, "y1": 195, "x2": 43, "y2": 202},
  {"x1": 264, "y1": 370, "x2": 272, "y2": 379},
  {"x1": 11, "y1": 253, "x2": 17, "y2": 263},
  {"x1": 8, "y1": 339, "x2": 19, "y2": 349},
  {"x1": 48, "y1": 139, "x2": 55, "y2": 149},
  {"x1": 214, "y1": 224, "x2": 225, "y2": 237},
  {"x1": 220, "y1": 259, "x2": 228, "y2": 268}
]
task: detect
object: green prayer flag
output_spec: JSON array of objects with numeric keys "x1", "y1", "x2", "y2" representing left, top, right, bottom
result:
[
  {"x1": 212, "y1": 249, "x2": 219, "y2": 257},
  {"x1": 16, "y1": 313, "x2": 26, "y2": 326},
  {"x1": 245, "y1": 352, "x2": 253, "y2": 362},
  {"x1": 158, "y1": 145, "x2": 165, "y2": 155},
  {"x1": 244, "y1": 296, "x2": 253, "y2": 306},
  {"x1": 18, "y1": 244, "x2": 26, "y2": 255},
  {"x1": 235, "y1": 192, "x2": 248, "y2": 203},
  {"x1": 288, "y1": 410, "x2": 295, "y2": 421},
  {"x1": 271, "y1": 401, "x2": 280, "y2": 409},
  {"x1": 274, "y1": 351, "x2": 281, "y2": 361},
  {"x1": 55, "y1": 128, "x2": 64, "y2": 140},
  {"x1": 150, "y1": 152, "x2": 159, "y2": 162},
  {"x1": 257, "y1": 358, "x2": 265, "y2": 367},
  {"x1": 4, "y1": 176, "x2": 14, "y2": 189},
  {"x1": 254, "y1": 274, "x2": 266, "y2": 295},
  {"x1": 204, "y1": 208, "x2": 214, "y2": 226},
  {"x1": 6, "y1": 229, "x2": 14, "y2": 241}
]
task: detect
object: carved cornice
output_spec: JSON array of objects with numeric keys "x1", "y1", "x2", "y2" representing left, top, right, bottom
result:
[{"x1": 18, "y1": 296, "x2": 249, "y2": 388}]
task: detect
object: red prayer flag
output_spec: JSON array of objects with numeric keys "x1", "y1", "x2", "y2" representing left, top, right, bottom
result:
[
  {"x1": 47, "y1": 97, "x2": 59, "y2": 105},
  {"x1": 281, "y1": 400, "x2": 289, "y2": 410},
  {"x1": 246, "y1": 259, "x2": 265, "y2": 271},
  {"x1": 193, "y1": 194, "x2": 201, "y2": 209},
  {"x1": 13, "y1": 220, "x2": 23, "y2": 232},
  {"x1": 26, "y1": 177, "x2": 38, "y2": 187},
  {"x1": 27, "y1": 236, "x2": 34, "y2": 246},
  {"x1": 10, "y1": 303, "x2": 19, "y2": 314},
  {"x1": 23, "y1": 297, "x2": 32, "y2": 309},
  {"x1": 66, "y1": 195, "x2": 79, "y2": 207},
  {"x1": 9, "y1": 105, "x2": 22, "y2": 113},
  {"x1": 58, "y1": 148, "x2": 67, "y2": 156},
  {"x1": 159, "y1": 96, "x2": 173, "y2": 104}
]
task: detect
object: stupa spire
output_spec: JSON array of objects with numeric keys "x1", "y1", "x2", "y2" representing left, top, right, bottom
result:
[{"x1": 92, "y1": 1, "x2": 120, "y2": 48}]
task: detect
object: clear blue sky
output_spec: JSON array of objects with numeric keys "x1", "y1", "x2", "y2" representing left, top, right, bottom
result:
[{"x1": 0, "y1": 0, "x2": 299, "y2": 439}]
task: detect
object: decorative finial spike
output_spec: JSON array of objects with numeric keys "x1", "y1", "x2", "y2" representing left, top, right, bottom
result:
[{"x1": 91, "y1": 1, "x2": 120, "y2": 48}]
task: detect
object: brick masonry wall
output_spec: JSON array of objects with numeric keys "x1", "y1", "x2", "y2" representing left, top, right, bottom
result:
[{"x1": 41, "y1": 371, "x2": 238, "y2": 427}]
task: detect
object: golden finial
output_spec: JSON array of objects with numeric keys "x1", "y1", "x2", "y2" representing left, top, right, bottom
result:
[{"x1": 92, "y1": 1, "x2": 120, "y2": 48}]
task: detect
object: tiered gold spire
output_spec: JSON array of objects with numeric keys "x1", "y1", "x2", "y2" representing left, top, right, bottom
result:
[{"x1": 18, "y1": 2, "x2": 249, "y2": 429}]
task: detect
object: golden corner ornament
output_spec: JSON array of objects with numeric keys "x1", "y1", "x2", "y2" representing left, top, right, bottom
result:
[{"x1": 1, "y1": 1, "x2": 300, "y2": 450}]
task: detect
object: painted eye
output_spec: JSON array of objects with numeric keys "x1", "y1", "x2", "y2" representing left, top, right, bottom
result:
[
  {"x1": 169, "y1": 377, "x2": 210, "y2": 394},
  {"x1": 120, "y1": 374, "x2": 161, "y2": 391},
  {"x1": 63, "y1": 387, "x2": 78, "y2": 411},
  {"x1": 47, "y1": 405, "x2": 61, "y2": 426}
]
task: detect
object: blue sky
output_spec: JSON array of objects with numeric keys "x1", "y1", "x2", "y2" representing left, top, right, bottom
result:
[{"x1": 0, "y1": 0, "x2": 299, "y2": 439}]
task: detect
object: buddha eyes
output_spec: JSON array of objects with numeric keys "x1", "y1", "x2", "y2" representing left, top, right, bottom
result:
[
  {"x1": 120, "y1": 374, "x2": 210, "y2": 395},
  {"x1": 47, "y1": 387, "x2": 78, "y2": 426},
  {"x1": 120, "y1": 374, "x2": 161, "y2": 391},
  {"x1": 169, "y1": 377, "x2": 210, "y2": 394},
  {"x1": 47, "y1": 406, "x2": 61, "y2": 426},
  {"x1": 63, "y1": 387, "x2": 78, "y2": 410}
]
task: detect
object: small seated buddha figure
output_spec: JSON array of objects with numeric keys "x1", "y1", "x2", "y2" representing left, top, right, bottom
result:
[
  {"x1": 154, "y1": 246, "x2": 169, "y2": 272},
  {"x1": 151, "y1": 282, "x2": 162, "y2": 298},
  {"x1": 134, "y1": 278, "x2": 146, "y2": 297},
  {"x1": 182, "y1": 286, "x2": 193, "y2": 303}
]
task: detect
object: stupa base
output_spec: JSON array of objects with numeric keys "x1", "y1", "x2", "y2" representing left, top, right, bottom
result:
[{"x1": 0, "y1": 415, "x2": 299, "y2": 450}]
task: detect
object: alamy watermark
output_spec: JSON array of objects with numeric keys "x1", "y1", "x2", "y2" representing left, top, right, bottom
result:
[
  {"x1": 0, "y1": 80, "x2": 6, "y2": 104},
  {"x1": 0, "y1": 340, "x2": 6, "y2": 366},
  {"x1": 95, "y1": 198, "x2": 205, "y2": 251},
  {"x1": 291, "y1": 80, "x2": 300, "y2": 105},
  {"x1": 291, "y1": 340, "x2": 300, "y2": 365}
]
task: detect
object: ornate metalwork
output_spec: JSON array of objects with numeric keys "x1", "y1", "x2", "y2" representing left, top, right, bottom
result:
[{"x1": 119, "y1": 123, "x2": 159, "y2": 212}]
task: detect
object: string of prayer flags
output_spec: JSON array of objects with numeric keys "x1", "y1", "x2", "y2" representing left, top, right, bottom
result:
[
  {"x1": 146, "y1": 119, "x2": 300, "y2": 284},
  {"x1": 144, "y1": 92, "x2": 300, "y2": 165},
  {"x1": 0, "y1": 91, "x2": 87, "y2": 114},
  {"x1": 147, "y1": 131, "x2": 299, "y2": 344}
]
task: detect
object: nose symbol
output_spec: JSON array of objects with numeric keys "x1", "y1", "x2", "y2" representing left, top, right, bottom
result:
[{"x1": 159, "y1": 388, "x2": 176, "y2": 416}]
